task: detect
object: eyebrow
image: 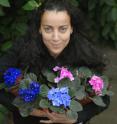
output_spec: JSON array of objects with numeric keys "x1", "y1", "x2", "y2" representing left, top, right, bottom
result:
[{"x1": 42, "y1": 25, "x2": 68, "y2": 27}]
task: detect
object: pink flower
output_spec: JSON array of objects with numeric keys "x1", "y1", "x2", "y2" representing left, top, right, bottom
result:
[
  {"x1": 54, "y1": 77, "x2": 60, "y2": 83},
  {"x1": 89, "y1": 75, "x2": 104, "y2": 95},
  {"x1": 53, "y1": 66, "x2": 61, "y2": 71},
  {"x1": 60, "y1": 67, "x2": 74, "y2": 81},
  {"x1": 53, "y1": 66, "x2": 74, "y2": 83}
]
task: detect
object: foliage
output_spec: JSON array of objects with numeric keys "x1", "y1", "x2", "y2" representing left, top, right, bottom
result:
[
  {"x1": 79, "y1": 0, "x2": 117, "y2": 47},
  {"x1": 0, "y1": 104, "x2": 9, "y2": 124},
  {"x1": 0, "y1": 66, "x2": 113, "y2": 120},
  {"x1": 0, "y1": 0, "x2": 41, "y2": 55}
]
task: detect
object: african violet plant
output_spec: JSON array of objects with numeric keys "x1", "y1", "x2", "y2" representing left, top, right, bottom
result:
[{"x1": 0, "y1": 66, "x2": 113, "y2": 120}]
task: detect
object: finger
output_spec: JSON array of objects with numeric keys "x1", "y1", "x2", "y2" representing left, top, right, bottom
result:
[
  {"x1": 50, "y1": 112, "x2": 70, "y2": 121},
  {"x1": 46, "y1": 111, "x2": 76, "y2": 123},
  {"x1": 40, "y1": 120, "x2": 53, "y2": 123},
  {"x1": 30, "y1": 109, "x2": 47, "y2": 117},
  {"x1": 51, "y1": 112, "x2": 66, "y2": 118}
]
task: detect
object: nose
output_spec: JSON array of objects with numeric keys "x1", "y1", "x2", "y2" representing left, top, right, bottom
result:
[{"x1": 52, "y1": 30, "x2": 59, "y2": 41}]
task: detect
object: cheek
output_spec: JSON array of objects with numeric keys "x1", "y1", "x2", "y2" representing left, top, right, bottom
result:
[
  {"x1": 62, "y1": 33, "x2": 71, "y2": 44},
  {"x1": 41, "y1": 33, "x2": 52, "y2": 46},
  {"x1": 41, "y1": 33, "x2": 51, "y2": 41}
]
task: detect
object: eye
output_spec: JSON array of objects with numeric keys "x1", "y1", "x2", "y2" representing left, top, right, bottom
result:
[
  {"x1": 59, "y1": 27, "x2": 68, "y2": 33},
  {"x1": 44, "y1": 27, "x2": 52, "y2": 33}
]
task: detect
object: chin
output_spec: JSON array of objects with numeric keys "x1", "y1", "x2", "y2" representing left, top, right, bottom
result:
[{"x1": 51, "y1": 51, "x2": 62, "y2": 58}]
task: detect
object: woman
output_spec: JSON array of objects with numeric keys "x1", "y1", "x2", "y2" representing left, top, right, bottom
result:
[{"x1": 0, "y1": 0, "x2": 110, "y2": 124}]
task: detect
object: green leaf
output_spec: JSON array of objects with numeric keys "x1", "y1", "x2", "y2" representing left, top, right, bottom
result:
[
  {"x1": 46, "y1": 72, "x2": 56, "y2": 82},
  {"x1": 101, "y1": 6, "x2": 111, "y2": 26},
  {"x1": 42, "y1": 69, "x2": 56, "y2": 82},
  {"x1": 0, "y1": 105, "x2": 8, "y2": 114},
  {"x1": 66, "y1": 110, "x2": 78, "y2": 120},
  {"x1": 78, "y1": 67, "x2": 92, "y2": 78},
  {"x1": 0, "y1": 7, "x2": 5, "y2": 16},
  {"x1": 13, "y1": 97, "x2": 34, "y2": 117},
  {"x1": 50, "y1": 106, "x2": 65, "y2": 113},
  {"x1": 0, "y1": 83, "x2": 6, "y2": 89},
  {"x1": 75, "y1": 86, "x2": 86, "y2": 100},
  {"x1": 69, "y1": 88, "x2": 75, "y2": 97},
  {"x1": 100, "y1": 0, "x2": 106, "y2": 6},
  {"x1": 12, "y1": 97, "x2": 24, "y2": 107},
  {"x1": 110, "y1": 31, "x2": 116, "y2": 40},
  {"x1": 22, "y1": 0, "x2": 41, "y2": 11},
  {"x1": 19, "y1": 109, "x2": 29, "y2": 117},
  {"x1": 19, "y1": 79, "x2": 32, "y2": 89},
  {"x1": 40, "y1": 84, "x2": 49, "y2": 97},
  {"x1": 70, "y1": 0, "x2": 78, "y2": 7},
  {"x1": 0, "y1": 112, "x2": 5, "y2": 124},
  {"x1": 71, "y1": 76, "x2": 81, "y2": 90},
  {"x1": 115, "y1": 22, "x2": 117, "y2": 34},
  {"x1": 24, "y1": 73, "x2": 37, "y2": 82},
  {"x1": 57, "y1": 78, "x2": 72, "y2": 88},
  {"x1": 104, "y1": 0, "x2": 116, "y2": 6},
  {"x1": 1, "y1": 41, "x2": 12, "y2": 52},
  {"x1": 102, "y1": 24, "x2": 110, "y2": 37},
  {"x1": 111, "y1": 7, "x2": 117, "y2": 21},
  {"x1": 90, "y1": 96, "x2": 106, "y2": 107},
  {"x1": 0, "y1": 105, "x2": 8, "y2": 123},
  {"x1": 39, "y1": 99, "x2": 50, "y2": 108},
  {"x1": 0, "y1": 0, "x2": 10, "y2": 7},
  {"x1": 15, "y1": 23, "x2": 27, "y2": 36},
  {"x1": 19, "y1": 104, "x2": 34, "y2": 117},
  {"x1": 70, "y1": 100, "x2": 83, "y2": 112},
  {"x1": 88, "y1": 0, "x2": 97, "y2": 11}
]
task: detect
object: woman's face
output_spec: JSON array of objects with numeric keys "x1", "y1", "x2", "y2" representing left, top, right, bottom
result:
[{"x1": 39, "y1": 10, "x2": 73, "y2": 58}]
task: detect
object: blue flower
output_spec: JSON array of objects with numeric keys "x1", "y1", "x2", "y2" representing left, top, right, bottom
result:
[
  {"x1": 19, "y1": 82, "x2": 40, "y2": 102},
  {"x1": 61, "y1": 94, "x2": 71, "y2": 107},
  {"x1": 47, "y1": 87, "x2": 71, "y2": 108},
  {"x1": 3, "y1": 68, "x2": 22, "y2": 87},
  {"x1": 60, "y1": 87, "x2": 69, "y2": 94}
]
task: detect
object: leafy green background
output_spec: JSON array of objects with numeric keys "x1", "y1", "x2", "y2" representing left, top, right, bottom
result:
[{"x1": 0, "y1": 0, "x2": 117, "y2": 122}]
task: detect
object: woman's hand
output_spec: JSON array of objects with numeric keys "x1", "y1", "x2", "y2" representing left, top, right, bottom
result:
[
  {"x1": 30, "y1": 109, "x2": 47, "y2": 117},
  {"x1": 40, "y1": 110, "x2": 76, "y2": 124}
]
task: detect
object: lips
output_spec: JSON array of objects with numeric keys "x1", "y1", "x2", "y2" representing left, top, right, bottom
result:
[{"x1": 51, "y1": 43, "x2": 61, "y2": 48}]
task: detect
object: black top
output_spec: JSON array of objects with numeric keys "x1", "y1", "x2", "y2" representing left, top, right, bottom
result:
[{"x1": 0, "y1": 37, "x2": 110, "y2": 124}]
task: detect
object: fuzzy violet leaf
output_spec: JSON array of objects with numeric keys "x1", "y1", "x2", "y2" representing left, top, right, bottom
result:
[
  {"x1": 57, "y1": 78, "x2": 73, "y2": 88},
  {"x1": 19, "y1": 79, "x2": 32, "y2": 89},
  {"x1": 90, "y1": 96, "x2": 106, "y2": 107},
  {"x1": 39, "y1": 99, "x2": 50, "y2": 108},
  {"x1": 69, "y1": 88, "x2": 76, "y2": 97},
  {"x1": 24, "y1": 73, "x2": 38, "y2": 82},
  {"x1": 70, "y1": 100, "x2": 83, "y2": 112},
  {"x1": 40, "y1": 84, "x2": 49, "y2": 97},
  {"x1": 78, "y1": 67, "x2": 92, "y2": 78},
  {"x1": 71, "y1": 75, "x2": 81, "y2": 90},
  {"x1": 0, "y1": 83, "x2": 6, "y2": 90},
  {"x1": 66, "y1": 110, "x2": 78, "y2": 120},
  {"x1": 75, "y1": 86, "x2": 86, "y2": 100},
  {"x1": 50, "y1": 106, "x2": 65, "y2": 113},
  {"x1": 42, "y1": 69, "x2": 56, "y2": 82},
  {"x1": 13, "y1": 97, "x2": 34, "y2": 117}
]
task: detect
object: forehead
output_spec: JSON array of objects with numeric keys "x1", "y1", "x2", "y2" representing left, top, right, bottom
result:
[{"x1": 40, "y1": 10, "x2": 71, "y2": 26}]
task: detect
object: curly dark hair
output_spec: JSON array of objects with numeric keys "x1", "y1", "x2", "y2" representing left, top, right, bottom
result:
[{"x1": 17, "y1": 0, "x2": 106, "y2": 74}]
